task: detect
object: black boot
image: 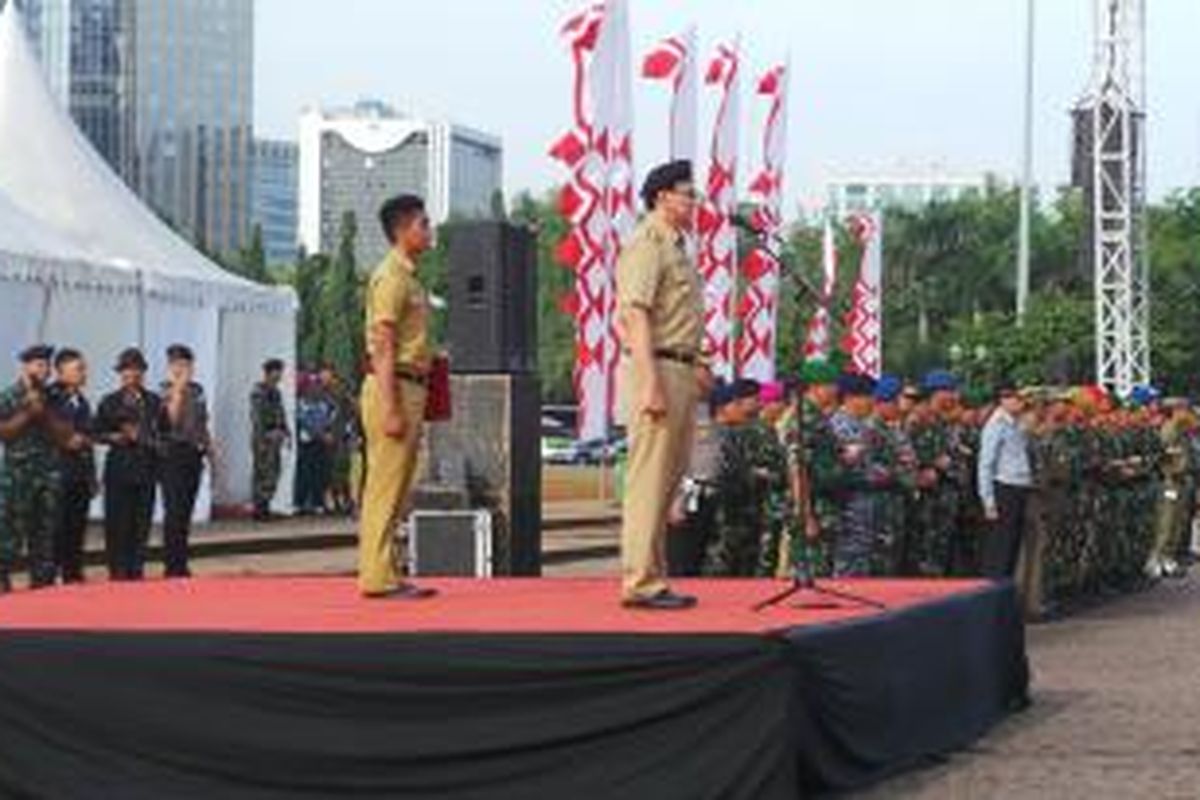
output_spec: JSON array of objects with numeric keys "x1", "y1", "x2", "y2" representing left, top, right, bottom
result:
[{"x1": 0, "y1": 572, "x2": 12, "y2": 595}]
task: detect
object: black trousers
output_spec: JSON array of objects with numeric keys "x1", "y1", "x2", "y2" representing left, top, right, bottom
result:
[
  {"x1": 55, "y1": 478, "x2": 92, "y2": 583},
  {"x1": 294, "y1": 441, "x2": 330, "y2": 512},
  {"x1": 161, "y1": 446, "x2": 204, "y2": 578},
  {"x1": 983, "y1": 482, "x2": 1031, "y2": 579},
  {"x1": 104, "y1": 480, "x2": 155, "y2": 581}
]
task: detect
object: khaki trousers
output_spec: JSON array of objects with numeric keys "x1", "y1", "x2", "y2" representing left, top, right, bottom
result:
[
  {"x1": 358, "y1": 375, "x2": 427, "y2": 595},
  {"x1": 619, "y1": 360, "x2": 697, "y2": 600}
]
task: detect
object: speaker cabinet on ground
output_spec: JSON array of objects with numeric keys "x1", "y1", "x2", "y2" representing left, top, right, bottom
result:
[
  {"x1": 425, "y1": 374, "x2": 542, "y2": 576},
  {"x1": 446, "y1": 221, "x2": 537, "y2": 375}
]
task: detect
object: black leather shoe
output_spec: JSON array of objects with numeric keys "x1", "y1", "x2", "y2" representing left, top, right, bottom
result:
[
  {"x1": 364, "y1": 582, "x2": 439, "y2": 601},
  {"x1": 622, "y1": 590, "x2": 698, "y2": 610}
]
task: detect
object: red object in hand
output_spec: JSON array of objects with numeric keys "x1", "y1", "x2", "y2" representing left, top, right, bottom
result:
[{"x1": 424, "y1": 356, "x2": 452, "y2": 422}]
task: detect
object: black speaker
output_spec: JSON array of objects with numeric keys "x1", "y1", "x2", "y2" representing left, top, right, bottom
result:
[{"x1": 446, "y1": 221, "x2": 537, "y2": 374}]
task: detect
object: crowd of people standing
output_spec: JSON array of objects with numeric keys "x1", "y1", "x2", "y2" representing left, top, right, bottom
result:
[{"x1": 674, "y1": 363, "x2": 1199, "y2": 615}]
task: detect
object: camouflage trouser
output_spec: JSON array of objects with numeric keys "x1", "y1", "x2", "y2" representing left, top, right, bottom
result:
[
  {"x1": 702, "y1": 516, "x2": 762, "y2": 577},
  {"x1": 0, "y1": 462, "x2": 61, "y2": 587},
  {"x1": 798, "y1": 495, "x2": 839, "y2": 578},
  {"x1": 877, "y1": 491, "x2": 909, "y2": 576},
  {"x1": 756, "y1": 497, "x2": 790, "y2": 578},
  {"x1": 1040, "y1": 488, "x2": 1079, "y2": 601},
  {"x1": 911, "y1": 487, "x2": 957, "y2": 577},
  {"x1": 253, "y1": 441, "x2": 283, "y2": 510},
  {"x1": 833, "y1": 493, "x2": 878, "y2": 578}
]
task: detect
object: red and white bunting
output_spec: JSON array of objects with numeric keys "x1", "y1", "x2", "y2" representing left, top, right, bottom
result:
[
  {"x1": 550, "y1": 0, "x2": 635, "y2": 441},
  {"x1": 735, "y1": 62, "x2": 789, "y2": 382},
  {"x1": 641, "y1": 26, "x2": 698, "y2": 164},
  {"x1": 697, "y1": 41, "x2": 741, "y2": 380},
  {"x1": 842, "y1": 212, "x2": 884, "y2": 378},
  {"x1": 803, "y1": 219, "x2": 838, "y2": 360}
]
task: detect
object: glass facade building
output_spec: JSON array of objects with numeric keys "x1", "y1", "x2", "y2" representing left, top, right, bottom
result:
[
  {"x1": 250, "y1": 138, "x2": 299, "y2": 267},
  {"x1": 10, "y1": 0, "x2": 253, "y2": 255}
]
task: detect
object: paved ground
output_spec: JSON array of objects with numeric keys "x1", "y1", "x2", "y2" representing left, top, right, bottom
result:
[{"x1": 854, "y1": 575, "x2": 1200, "y2": 799}]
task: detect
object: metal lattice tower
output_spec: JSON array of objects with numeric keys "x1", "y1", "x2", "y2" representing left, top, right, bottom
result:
[{"x1": 1077, "y1": 0, "x2": 1149, "y2": 397}]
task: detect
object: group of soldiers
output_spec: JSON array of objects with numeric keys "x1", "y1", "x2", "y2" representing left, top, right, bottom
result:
[
  {"x1": 293, "y1": 365, "x2": 359, "y2": 517},
  {"x1": 679, "y1": 362, "x2": 1199, "y2": 614},
  {"x1": 0, "y1": 344, "x2": 293, "y2": 592}
]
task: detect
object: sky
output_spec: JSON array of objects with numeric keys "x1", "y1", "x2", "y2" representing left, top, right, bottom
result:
[{"x1": 256, "y1": 0, "x2": 1200, "y2": 206}]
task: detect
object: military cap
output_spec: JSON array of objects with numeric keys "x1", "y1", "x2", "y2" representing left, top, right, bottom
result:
[
  {"x1": 1163, "y1": 397, "x2": 1190, "y2": 411},
  {"x1": 759, "y1": 381, "x2": 786, "y2": 405},
  {"x1": 166, "y1": 343, "x2": 195, "y2": 363},
  {"x1": 837, "y1": 372, "x2": 876, "y2": 398},
  {"x1": 18, "y1": 344, "x2": 54, "y2": 363},
  {"x1": 262, "y1": 358, "x2": 285, "y2": 373},
  {"x1": 709, "y1": 380, "x2": 739, "y2": 412},
  {"x1": 1129, "y1": 385, "x2": 1160, "y2": 408},
  {"x1": 961, "y1": 384, "x2": 992, "y2": 407},
  {"x1": 114, "y1": 347, "x2": 148, "y2": 372},
  {"x1": 640, "y1": 159, "x2": 693, "y2": 209},
  {"x1": 921, "y1": 369, "x2": 958, "y2": 394},
  {"x1": 874, "y1": 374, "x2": 902, "y2": 402},
  {"x1": 799, "y1": 358, "x2": 840, "y2": 386},
  {"x1": 731, "y1": 378, "x2": 761, "y2": 400}
]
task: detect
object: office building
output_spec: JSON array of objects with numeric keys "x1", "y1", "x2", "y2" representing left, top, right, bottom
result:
[
  {"x1": 250, "y1": 138, "x2": 299, "y2": 266},
  {"x1": 824, "y1": 164, "x2": 992, "y2": 219},
  {"x1": 298, "y1": 100, "x2": 503, "y2": 267}
]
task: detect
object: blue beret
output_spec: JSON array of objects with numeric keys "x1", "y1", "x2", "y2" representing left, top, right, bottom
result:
[
  {"x1": 874, "y1": 374, "x2": 902, "y2": 402},
  {"x1": 1129, "y1": 385, "x2": 1160, "y2": 407},
  {"x1": 731, "y1": 378, "x2": 761, "y2": 400},
  {"x1": 709, "y1": 380, "x2": 738, "y2": 411},
  {"x1": 922, "y1": 369, "x2": 959, "y2": 393}
]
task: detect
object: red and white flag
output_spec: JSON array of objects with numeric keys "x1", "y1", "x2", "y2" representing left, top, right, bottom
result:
[
  {"x1": 697, "y1": 41, "x2": 741, "y2": 380},
  {"x1": 803, "y1": 219, "x2": 838, "y2": 360},
  {"x1": 736, "y1": 62, "x2": 789, "y2": 381},
  {"x1": 549, "y1": 0, "x2": 635, "y2": 441},
  {"x1": 842, "y1": 212, "x2": 884, "y2": 378},
  {"x1": 641, "y1": 26, "x2": 698, "y2": 164}
]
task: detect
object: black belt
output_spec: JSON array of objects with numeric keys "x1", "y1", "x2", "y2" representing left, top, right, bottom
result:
[{"x1": 622, "y1": 348, "x2": 699, "y2": 366}]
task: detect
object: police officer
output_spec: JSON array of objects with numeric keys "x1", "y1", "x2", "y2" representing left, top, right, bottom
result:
[
  {"x1": 617, "y1": 159, "x2": 711, "y2": 610},
  {"x1": 96, "y1": 347, "x2": 162, "y2": 580},
  {"x1": 0, "y1": 345, "x2": 62, "y2": 592},
  {"x1": 250, "y1": 359, "x2": 290, "y2": 522},
  {"x1": 46, "y1": 348, "x2": 95, "y2": 584},
  {"x1": 160, "y1": 344, "x2": 211, "y2": 578},
  {"x1": 357, "y1": 194, "x2": 437, "y2": 600}
]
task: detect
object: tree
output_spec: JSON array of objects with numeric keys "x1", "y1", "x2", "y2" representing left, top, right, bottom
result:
[
  {"x1": 320, "y1": 212, "x2": 364, "y2": 386},
  {"x1": 230, "y1": 224, "x2": 272, "y2": 284}
]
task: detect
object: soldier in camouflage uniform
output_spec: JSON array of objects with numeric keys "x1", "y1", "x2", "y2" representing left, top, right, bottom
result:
[
  {"x1": 250, "y1": 359, "x2": 291, "y2": 521},
  {"x1": 0, "y1": 345, "x2": 64, "y2": 592},
  {"x1": 1148, "y1": 397, "x2": 1194, "y2": 579},
  {"x1": 703, "y1": 380, "x2": 766, "y2": 576},
  {"x1": 753, "y1": 382, "x2": 794, "y2": 578},
  {"x1": 826, "y1": 373, "x2": 891, "y2": 577},
  {"x1": 873, "y1": 375, "x2": 917, "y2": 575},
  {"x1": 788, "y1": 360, "x2": 842, "y2": 577},
  {"x1": 1031, "y1": 393, "x2": 1080, "y2": 608},
  {"x1": 908, "y1": 371, "x2": 958, "y2": 576}
]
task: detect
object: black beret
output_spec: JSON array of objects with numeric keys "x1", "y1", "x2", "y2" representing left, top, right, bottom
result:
[
  {"x1": 837, "y1": 372, "x2": 877, "y2": 398},
  {"x1": 166, "y1": 344, "x2": 195, "y2": 363},
  {"x1": 114, "y1": 347, "x2": 148, "y2": 372},
  {"x1": 640, "y1": 160, "x2": 693, "y2": 209},
  {"x1": 18, "y1": 344, "x2": 54, "y2": 363},
  {"x1": 263, "y1": 358, "x2": 285, "y2": 373},
  {"x1": 709, "y1": 380, "x2": 738, "y2": 412},
  {"x1": 731, "y1": 378, "x2": 762, "y2": 401}
]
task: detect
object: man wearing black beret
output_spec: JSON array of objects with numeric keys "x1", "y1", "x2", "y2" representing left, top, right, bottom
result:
[
  {"x1": 0, "y1": 345, "x2": 61, "y2": 592},
  {"x1": 616, "y1": 159, "x2": 712, "y2": 610},
  {"x1": 827, "y1": 372, "x2": 892, "y2": 576},
  {"x1": 95, "y1": 347, "x2": 162, "y2": 580},
  {"x1": 250, "y1": 358, "x2": 290, "y2": 522}
]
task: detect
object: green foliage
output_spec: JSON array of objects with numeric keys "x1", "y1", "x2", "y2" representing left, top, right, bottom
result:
[
  {"x1": 229, "y1": 224, "x2": 273, "y2": 284},
  {"x1": 319, "y1": 212, "x2": 365, "y2": 386}
]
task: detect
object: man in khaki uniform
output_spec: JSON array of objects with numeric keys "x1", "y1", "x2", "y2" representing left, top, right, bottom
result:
[
  {"x1": 617, "y1": 160, "x2": 711, "y2": 609},
  {"x1": 358, "y1": 194, "x2": 437, "y2": 600}
]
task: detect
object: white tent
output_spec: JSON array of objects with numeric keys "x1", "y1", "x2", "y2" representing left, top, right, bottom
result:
[{"x1": 0, "y1": 3, "x2": 297, "y2": 515}]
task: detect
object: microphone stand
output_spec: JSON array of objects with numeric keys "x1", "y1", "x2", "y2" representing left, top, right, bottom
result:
[{"x1": 733, "y1": 229, "x2": 888, "y2": 613}]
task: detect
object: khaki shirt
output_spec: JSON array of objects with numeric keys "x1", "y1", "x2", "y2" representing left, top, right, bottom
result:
[
  {"x1": 365, "y1": 249, "x2": 432, "y2": 372},
  {"x1": 616, "y1": 215, "x2": 704, "y2": 356}
]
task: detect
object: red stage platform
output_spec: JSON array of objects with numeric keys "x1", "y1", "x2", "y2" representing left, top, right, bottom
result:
[
  {"x1": 0, "y1": 576, "x2": 1028, "y2": 799},
  {"x1": 0, "y1": 575, "x2": 989, "y2": 635}
]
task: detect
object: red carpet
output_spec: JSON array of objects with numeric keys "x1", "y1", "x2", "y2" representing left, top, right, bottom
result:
[{"x1": 0, "y1": 576, "x2": 989, "y2": 634}]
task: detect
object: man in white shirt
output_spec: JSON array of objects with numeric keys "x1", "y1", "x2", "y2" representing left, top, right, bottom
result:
[{"x1": 977, "y1": 383, "x2": 1033, "y2": 579}]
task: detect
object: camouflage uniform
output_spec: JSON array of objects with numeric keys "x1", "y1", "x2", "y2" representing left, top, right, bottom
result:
[
  {"x1": 703, "y1": 423, "x2": 763, "y2": 577},
  {"x1": 0, "y1": 381, "x2": 60, "y2": 589},
  {"x1": 826, "y1": 409, "x2": 890, "y2": 577},
  {"x1": 799, "y1": 398, "x2": 840, "y2": 577},
  {"x1": 1151, "y1": 414, "x2": 1191, "y2": 573},
  {"x1": 877, "y1": 417, "x2": 917, "y2": 575},
  {"x1": 750, "y1": 419, "x2": 791, "y2": 578},
  {"x1": 250, "y1": 381, "x2": 289, "y2": 514},
  {"x1": 909, "y1": 415, "x2": 953, "y2": 575}
]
